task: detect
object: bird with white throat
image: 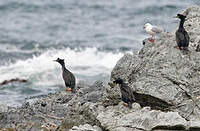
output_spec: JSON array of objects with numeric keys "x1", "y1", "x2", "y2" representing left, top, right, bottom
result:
[{"x1": 144, "y1": 23, "x2": 163, "y2": 43}]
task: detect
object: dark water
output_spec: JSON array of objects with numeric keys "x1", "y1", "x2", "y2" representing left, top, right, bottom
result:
[{"x1": 0, "y1": 0, "x2": 197, "y2": 106}]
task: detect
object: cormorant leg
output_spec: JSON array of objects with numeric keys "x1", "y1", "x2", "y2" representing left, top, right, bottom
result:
[
  {"x1": 151, "y1": 36, "x2": 154, "y2": 40},
  {"x1": 174, "y1": 45, "x2": 178, "y2": 48},
  {"x1": 179, "y1": 47, "x2": 183, "y2": 50},
  {"x1": 66, "y1": 88, "x2": 72, "y2": 92},
  {"x1": 174, "y1": 46, "x2": 182, "y2": 50},
  {"x1": 151, "y1": 39, "x2": 155, "y2": 43},
  {"x1": 152, "y1": 35, "x2": 155, "y2": 40},
  {"x1": 196, "y1": 96, "x2": 200, "y2": 99},
  {"x1": 123, "y1": 102, "x2": 129, "y2": 107},
  {"x1": 149, "y1": 36, "x2": 155, "y2": 43}
]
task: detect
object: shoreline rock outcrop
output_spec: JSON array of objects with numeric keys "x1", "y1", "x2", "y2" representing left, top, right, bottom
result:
[
  {"x1": 111, "y1": 6, "x2": 200, "y2": 122},
  {"x1": 1, "y1": 6, "x2": 200, "y2": 131}
]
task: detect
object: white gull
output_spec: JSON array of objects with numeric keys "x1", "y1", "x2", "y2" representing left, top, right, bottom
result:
[{"x1": 144, "y1": 23, "x2": 163, "y2": 42}]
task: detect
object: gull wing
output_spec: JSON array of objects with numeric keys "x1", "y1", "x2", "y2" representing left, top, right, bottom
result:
[{"x1": 151, "y1": 26, "x2": 163, "y2": 33}]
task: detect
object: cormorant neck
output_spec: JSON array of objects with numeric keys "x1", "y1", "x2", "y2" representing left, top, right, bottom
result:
[
  {"x1": 60, "y1": 63, "x2": 65, "y2": 68},
  {"x1": 179, "y1": 19, "x2": 185, "y2": 28}
]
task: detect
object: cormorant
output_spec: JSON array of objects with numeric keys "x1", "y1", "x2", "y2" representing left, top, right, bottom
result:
[
  {"x1": 175, "y1": 14, "x2": 190, "y2": 50},
  {"x1": 144, "y1": 23, "x2": 163, "y2": 43},
  {"x1": 113, "y1": 78, "x2": 135, "y2": 108},
  {"x1": 54, "y1": 58, "x2": 76, "y2": 92}
]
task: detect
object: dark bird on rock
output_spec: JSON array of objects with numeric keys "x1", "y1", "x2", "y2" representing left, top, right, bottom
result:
[
  {"x1": 113, "y1": 78, "x2": 135, "y2": 108},
  {"x1": 175, "y1": 14, "x2": 190, "y2": 50},
  {"x1": 54, "y1": 58, "x2": 76, "y2": 92}
]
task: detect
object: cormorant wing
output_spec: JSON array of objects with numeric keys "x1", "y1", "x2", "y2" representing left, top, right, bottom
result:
[
  {"x1": 121, "y1": 83, "x2": 135, "y2": 102},
  {"x1": 151, "y1": 26, "x2": 163, "y2": 33},
  {"x1": 176, "y1": 31, "x2": 185, "y2": 41},
  {"x1": 63, "y1": 69, "x2": 76, "y2": 88},
  {"x1": 184, "y1": 30, "x2": 190, "y2": 46},
  {"x1": 63, "y1": 74, "x2": 75, "y2": 88},
  {"x1": 65, "y1": 81, "x2": 70, "y2": 87}
]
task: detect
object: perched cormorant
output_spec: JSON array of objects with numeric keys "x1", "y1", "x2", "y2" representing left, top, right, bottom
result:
[
  {"x1": 175, "y1": 14, "x2": 190, "y2": 50},
  {"x1": 144, "y1": 23, "x2": 163, "y2": 43},
  {"x1": 54, "y1": 58, "x2": 76, "y2": 92},
  {"x1": 113, "y1": 78, "x2": 135, "y2": 108}
]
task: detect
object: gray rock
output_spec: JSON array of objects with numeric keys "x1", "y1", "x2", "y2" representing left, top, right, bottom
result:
[
  {"x1": 183, "y1": 6, "x2": 200, "y2": 50},
  {"x1": 97, "y1": 106, "x2": 187, "y2": 131},
  {"x1": 0, "y1": 104, "x2": 10, "y2": 113},
  {"x1": 70, "y1": 124, "x2": 102, "y2": 131},
  {"x1": 0, "y1": 81, "x2": 106, "y2": 130},
  {"x1": 188, "y1": 120, "x2": 200, "y2": 130},
  {"x1": 111, "y1": 6, "x2": 200, "y2": 121},
  {"x1": 111, "y1": 53, "x2": 140, "y2": 81}
]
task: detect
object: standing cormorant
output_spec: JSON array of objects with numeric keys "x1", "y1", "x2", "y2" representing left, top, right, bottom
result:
[
  {"x1": 113, "y1": 78, "x2": 135, "y2": 108},
  {"x1": 175, "y1": 14, "x2": 190, "y2": 50},
  {"x1": 144, "y1": 23, "x2": 163, "y2": 43},
  {"x1": 54, "y1": 58, "x2": 76, "y2": 92}
]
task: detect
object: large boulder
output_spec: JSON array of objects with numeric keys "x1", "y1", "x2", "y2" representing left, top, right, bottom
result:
[
  {"x1": 97, "y1": 105, "x2": 187, "y2": 131},
  {"x1": 111, "y1": 6, "x2": 200, "y2": 121}
]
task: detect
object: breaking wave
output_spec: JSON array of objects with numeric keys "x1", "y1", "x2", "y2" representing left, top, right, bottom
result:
[{"x1": 0, "y1": 47, "x2": 124, "y2": 86}]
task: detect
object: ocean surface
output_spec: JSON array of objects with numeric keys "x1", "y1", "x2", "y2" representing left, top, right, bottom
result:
[{"x1": 0, "y1": 0, "x2": 198, "y2": 107}]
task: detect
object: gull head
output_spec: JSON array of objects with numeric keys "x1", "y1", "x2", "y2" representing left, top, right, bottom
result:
[{"x1": 144, "y1": 23, "x2": 152, "y2": 29}]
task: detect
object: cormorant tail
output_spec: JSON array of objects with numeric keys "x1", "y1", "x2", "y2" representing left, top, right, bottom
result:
[
  {"x1": 128, "y1": 103, "x2": 132, "y2": 109},
  {"x1": 70, "y1": 80, "x2": 76, "y2": 90}
]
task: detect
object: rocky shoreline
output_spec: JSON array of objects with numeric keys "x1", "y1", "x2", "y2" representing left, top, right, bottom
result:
[{"x1": 1, "y1": 6, "x2": 200, "y2": 131}]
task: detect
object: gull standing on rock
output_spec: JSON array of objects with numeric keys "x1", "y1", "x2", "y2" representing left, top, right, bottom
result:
[{"x1": 144, "y1": 23, "x2": 163, "y2": 43}]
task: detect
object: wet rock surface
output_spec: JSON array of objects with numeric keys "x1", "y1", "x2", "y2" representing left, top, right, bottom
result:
[{"x1": 1, "y1": 6, "x2": 200, "y2": 131}]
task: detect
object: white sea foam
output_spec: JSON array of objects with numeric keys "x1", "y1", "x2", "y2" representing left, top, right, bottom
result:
[{"x1": 0, "y1": 47, "x2": 124, "y2": 86}]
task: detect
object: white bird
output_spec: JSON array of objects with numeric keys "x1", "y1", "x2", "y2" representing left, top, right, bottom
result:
[{"x1": 144, "y1": 23, "x2": 163, "y2": 42}]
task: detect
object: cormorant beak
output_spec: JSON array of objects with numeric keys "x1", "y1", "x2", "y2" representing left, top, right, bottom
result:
[
  {"x1": 53, "y1": 59, "x2": 58, "y2": 62},
  {"x1": 108, "y1": 78, "x2": 117, "y2": 88},
  {"x1": 108, "y1": 81, "x2": 116, "y2": 88},
  {"x1": 173, "y1": 16, "x2": 178, "y2": 18}
]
